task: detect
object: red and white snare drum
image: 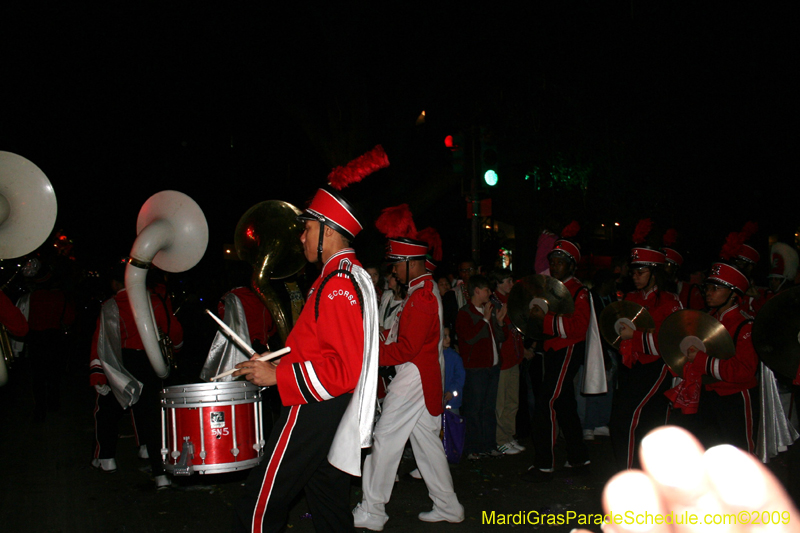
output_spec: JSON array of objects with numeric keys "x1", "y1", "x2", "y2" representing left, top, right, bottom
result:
[{"x1": 160, "y1": 381, "x2": 264, "y2": 475}]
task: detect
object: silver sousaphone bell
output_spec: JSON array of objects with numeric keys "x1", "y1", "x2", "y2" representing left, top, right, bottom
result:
[
  {"x1": 125, "y1": 191, "x2": 208, "y2": 379},
  {"x1": 0, "y1": 152, "x2": 58, "y2": 387}
]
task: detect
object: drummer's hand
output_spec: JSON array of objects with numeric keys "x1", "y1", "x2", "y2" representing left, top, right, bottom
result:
[
  {"x1": 496, "y1": 303, "x2": 508, "y2": 323},
  {"x1": 483, "y1": 302, "x2": 494, "y2": 321},
  {"x1": 529, "y1": 304, "x2": 545, "y2": 321},
  {"x1": 234, "y1": 358, "x2": 278, "y2": 387},
  {"x1": 619, "y1": 323, "x2": 634, "y2": 340},
  {"x1": 572, "y1": 426, "x2": 800, "y2": 533},
  {"x1": 523, "y1": 347, "x2": 535, "y2": 360},
  {"x1": 686, "y1": 345, "x2": 698, "y2": 362}
]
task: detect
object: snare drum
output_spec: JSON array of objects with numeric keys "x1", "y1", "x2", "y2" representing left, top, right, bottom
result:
[{"x1": 160, "y1": 381, "x2": 265, "y2": 475}]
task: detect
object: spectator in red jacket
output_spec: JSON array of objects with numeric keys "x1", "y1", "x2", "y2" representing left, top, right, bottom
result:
[
  {"x1": 490, "y1": 268, "x2": 526, "y2": 455},
  {"x1": 456, "y1": 274, "x2": 506, "y2": 460}
]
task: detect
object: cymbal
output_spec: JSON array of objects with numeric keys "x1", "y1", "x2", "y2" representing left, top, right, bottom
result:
[
  {"x1": 657, "y1": 309, "x2": 735, "y2": 378},
  {"x1": 599, "y1": 301, "x2": 655, "y2": 350},
  {"x1": 752, "y1": 286, "x2": 800, "y2": 380},
  {"x1": 507, "y1": 274, "x2": 574, "y2": 340}
]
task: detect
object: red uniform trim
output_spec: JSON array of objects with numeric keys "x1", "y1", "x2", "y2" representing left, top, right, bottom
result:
[
  {"x1": 252, "y1": 405, "x2": 299, "y2": 532},
  {"x1": 546, "y1": 345, "x2": 574, "y2": 470},
  {"x1": 626, "y1": 365, "x2": 669, "y2": 469},
  {"x1": 742, "y1": 389, "x2": 755, "y2": 454}
]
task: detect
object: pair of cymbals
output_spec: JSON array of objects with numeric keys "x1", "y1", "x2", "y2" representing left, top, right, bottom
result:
[
  {"x1": 598, "y1": 301, "x2": 655, "y2": 350},
  {"x1": 752, "y1": 286, "x2": 800, "y2": 381},
  {"x1": 658, "y1": 310, "x2": 735, "y2": 378},
  {"x1": 507, "y1": 274, "x2": 573, "y2": 340}
]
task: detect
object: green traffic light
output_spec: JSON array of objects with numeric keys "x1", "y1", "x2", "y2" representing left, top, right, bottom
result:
[{"x1": 484, "y1": 169, "x2": 498, "y2": 186}]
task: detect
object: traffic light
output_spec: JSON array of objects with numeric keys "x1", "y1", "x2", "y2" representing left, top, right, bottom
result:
[
  {"x1": 446, "y1": 133, "x2": 465, "y2": 176},
  {"x1": 480, "y1": 127, "x2": 498, "y2": 187}
]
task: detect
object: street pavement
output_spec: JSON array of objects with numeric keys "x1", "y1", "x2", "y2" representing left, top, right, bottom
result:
[{"x1": 2, "y1": 361, "x2": 798, "y2": 533}]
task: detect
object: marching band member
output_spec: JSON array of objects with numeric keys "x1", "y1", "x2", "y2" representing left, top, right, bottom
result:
[
  {"x1": 354, "y1": 209, "x2": 463, "y2": 530},
  {"x1": 232, "y1": 146, "x2": 385, "y2": 533},
  {"x1": 90, "y1": 261, "x2": 183, "y2": 487},
  {"x1": 522, "y1": 221, "x2": 592, "y2": 482},
  {"x1": 200, "y1": 262, "x2": 276, "y2": 384},
  {"x1": 726, "y1": 222, "x2": 764, "y2": 315},
  {"x1": 662, "y1": 229, "x2": 704, "y2": 311},
  {"x1": 667, "y1": 260, "x2": 759, "y2": 453},
  {"x1": 765, "y1": 241, "x2": 798, "y2": 299},
  {"x1": 610, "y1": 219, "x2": 682, "y2": 471},
  {"x1": 0, "y1": 288, "x2": 27, "y2": 338}
]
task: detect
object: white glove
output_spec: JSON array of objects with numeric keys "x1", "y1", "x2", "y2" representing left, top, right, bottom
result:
[{"x1": 94, "y1": 384, "x2": 111, "y2": 396}]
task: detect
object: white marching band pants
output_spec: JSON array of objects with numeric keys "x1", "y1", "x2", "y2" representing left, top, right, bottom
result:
[{"x1": 360, "y1": 362, "x2": 463, "y2": 520}]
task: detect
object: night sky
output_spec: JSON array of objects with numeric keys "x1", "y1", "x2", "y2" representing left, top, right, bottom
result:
[{"x1": 2, "y1": 5, "x2": 795, "y2": 283}]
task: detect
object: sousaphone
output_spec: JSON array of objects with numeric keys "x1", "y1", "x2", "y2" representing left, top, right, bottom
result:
[
  {"x1": 0, "y1": 152, "x2": 58, "y2": 387},
  {"x1": 507, "y1": 274, "x2": 574, "y2": 340},
  {"x1": 234, "y1": 200, "x2": 306, "y2": 347},
  {"x1": 126, "y1": 191, "x2": 208, "y2": 379},
  {"x1": 657, "y1": 309, "x2": 735, "y2": 378},
  {"x1": 599, "y1": 301, "x2": 655, "y2": 350},
  {"x1": 752, "y1": 285, "x2": 800, "y2": 381}
]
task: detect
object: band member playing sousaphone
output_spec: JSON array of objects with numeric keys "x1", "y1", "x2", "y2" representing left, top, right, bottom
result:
[
  {"x1": 665, "y1": 257, "x2": 759, "y2": 454},
  {"x1": 0, "y1": 151, "x2": 57, "y2": 388},
  {"x1": 232, "y1": 146, "x2": 386, "y2": 533},
  {"x1": 522, "y1": 221, "x2": 592, "y2": 482},
  {"x1": 609, "y1": 218, "x2": 682, "y2": 471},
  {"x1": 1, "y1": 288, "x2": 28, "y2": 386},
  {"x1": 90, "y1": 260, "x2": 183, "y2": 486}
]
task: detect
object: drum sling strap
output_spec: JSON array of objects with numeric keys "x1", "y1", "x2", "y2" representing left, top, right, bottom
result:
[{"x1": 315, "y1": 269, "x2": 364, "y2": 320}]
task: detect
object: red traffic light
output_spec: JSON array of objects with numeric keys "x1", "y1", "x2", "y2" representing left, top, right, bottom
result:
[{"x1": 444, "y1": 135, "x2": 454, "y2": 148}]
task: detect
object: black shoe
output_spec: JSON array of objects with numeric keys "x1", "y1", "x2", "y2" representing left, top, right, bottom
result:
[
  {"x1": 520, "y1": 467, "x2": 553, "y2": 483},
  {"x1": 564, "y1": 460, "x2": 592, "y2": 476}
]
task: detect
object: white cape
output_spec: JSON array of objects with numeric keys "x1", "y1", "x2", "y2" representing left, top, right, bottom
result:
[{"x1": 327, "y1": 264, "x2": 379, "y2": 476}]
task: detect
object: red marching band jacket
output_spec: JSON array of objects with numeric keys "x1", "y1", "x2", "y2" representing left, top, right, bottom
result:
[
  {"x1": 89, "y1": 289, "x2": 184, "y2": 387},
  {"x1": 494, "y1": 291, "x2": 524, "y2": 369},
  {"x1": 678, "y1": 281, "x2": 706, "y2": 311},
  {"x1": 619, "y1": 286, "x2": 682, "y2": 367},
  {"x1": 276, "y1": 249, "x2": 365, "y2": 407},
  {"x1": 541, "y1": 276, "x2": 589, "y2": 352},
  {"x1": 217, "y1": 286, "x2": 276, "y2": 347},
  {"x1": 0, "y1": 290, "x2": 27, "y2": 337},
  {"x1": 693, "y1": 304, "x2": 758, "y2": 395},
  {"x1": 378, "y1": 273, "x2": 444, "y2": 417}
]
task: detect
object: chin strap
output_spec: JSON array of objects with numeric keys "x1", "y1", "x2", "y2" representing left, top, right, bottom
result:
[
  {"x1": 317, "y1": 220, "x2": 325, "y2": 263},
  {"x1": 709, "y1": 290, "x2": 736, "y2": 312}
]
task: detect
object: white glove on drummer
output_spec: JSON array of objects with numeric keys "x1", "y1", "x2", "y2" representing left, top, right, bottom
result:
[{"x1": 94, "y1": 384, "x2": 111, "y2": 396}]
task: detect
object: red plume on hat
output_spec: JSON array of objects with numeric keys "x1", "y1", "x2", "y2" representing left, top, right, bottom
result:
[
  {"x1": 327, "y1": 145, "x2": 390, "y2": 190},
  {"x1": 663, "y1": 229, "x2": 678, "y2": 247},
  {"x1": 416, "y1": 227, "x2": 442, "y2": 261},
  {"x1": 740, "y1": 221, "x2": 758, "y2": 240},
  {"x1": 561, "y1": 220, "x2": 580, "y2": 238},
  {"x1": 632, "y1": 218, "x2": 653, "y2": 244},
  {"x1": 720, "y1": 231, "x2": 745, "y2": 260},
  {"x1": 375, "y1": 204, "x2": 417, "y2": 239}
]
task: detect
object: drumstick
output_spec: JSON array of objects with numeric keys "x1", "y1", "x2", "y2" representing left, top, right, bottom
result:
[
  {"x1": 208, "y1": 346, "x2": 291, "y2": 382},
  {"x1": 205, "y1": 309, "x2": 259, "y2": 357},
  {"x1": 205, "y1": 309, "x2": 291, "y2": 381}
]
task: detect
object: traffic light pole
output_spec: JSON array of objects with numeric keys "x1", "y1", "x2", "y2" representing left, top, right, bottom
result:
[{"x1": 471, "y1": 129, "x2": 480, "y2": 265}]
